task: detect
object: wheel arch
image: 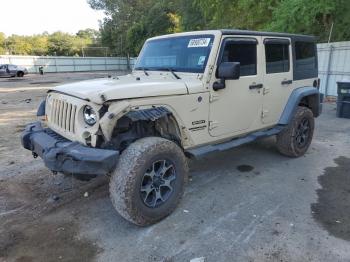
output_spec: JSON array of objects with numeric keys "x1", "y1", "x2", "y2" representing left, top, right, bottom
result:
[
  {"x1": 17, "y1": 71, "x2": 24, "y2": 77},
  {"x1": 103, "y1": 106, "x2": 185, "y2": 151},
  {"x1": 279, "y1": 87, "x2": 322, "y2": 125}
]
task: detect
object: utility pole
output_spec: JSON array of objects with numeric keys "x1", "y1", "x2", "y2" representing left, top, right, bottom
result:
[
  {"x1": 328, "y1": 22, "x2": 334, "y2": 43},
  {"x1": 120, "y1": 35, "x2": 123, "y2": 56}
]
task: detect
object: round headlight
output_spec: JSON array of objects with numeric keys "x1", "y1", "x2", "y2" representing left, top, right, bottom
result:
[{"x1": 83, "y1": 105, "x2": 97, "y2": 126}]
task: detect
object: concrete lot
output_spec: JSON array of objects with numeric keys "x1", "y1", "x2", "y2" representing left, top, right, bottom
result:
[{"x1": 1, "y1": 73, "x2": 350, "y2": 262}]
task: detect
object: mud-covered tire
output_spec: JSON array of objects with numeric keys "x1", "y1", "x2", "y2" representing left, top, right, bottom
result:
[
  {"x1": 276, "y1": 106, "x2": 315, "y2": 158},
  {"x1": 109, "y1": 137, "x2": 188, "y2": 226}
]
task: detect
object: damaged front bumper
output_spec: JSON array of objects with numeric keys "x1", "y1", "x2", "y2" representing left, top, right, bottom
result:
[{"x1": 21, "y1": 122, "x2": 119, "y2": 175}]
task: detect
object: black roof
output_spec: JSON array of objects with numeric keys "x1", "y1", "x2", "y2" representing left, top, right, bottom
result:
[{"x1": 220, "y1": 29, "x2": 316, "y2": 41}]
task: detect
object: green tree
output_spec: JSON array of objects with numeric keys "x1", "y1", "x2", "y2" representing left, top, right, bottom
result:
[
  {"x1": 48, "y1": 32, "x2": 76, "y2": 56},
  {"x1": 193, "y1": 0, "x2": 279, "y2": 29},
  {"x1": 0, "y1": 32, "x2": 5, "y2": 54},
  {"x1": 176, "y1": 0, "x2": 207, "y2": 31},
  {"x1": 268, "y1": 0, "x2": 350, "y2": 42},
  {"x1": 0, "y1": 30, "x2": 104, "y2": 56},
  {"x1": 88, "y1": 0, "x2": 178, "y2": 56},
  {"x1": 77, "y1": 28, "x2": 101, "y2": 42},
  {"x1": 126, "y1": 2, "x2": 181, "y2": 55},
  {"x1": 6, "y1": 35, "x2": 33, "y2": 55},
  {"x1": 30, "y1": 35, "x2": 49, "y2": 56}
]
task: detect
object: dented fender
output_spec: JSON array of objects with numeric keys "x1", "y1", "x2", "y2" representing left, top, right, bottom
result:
[{"x1": 100, "y1": 101, "x2": 131, "y2": 141}]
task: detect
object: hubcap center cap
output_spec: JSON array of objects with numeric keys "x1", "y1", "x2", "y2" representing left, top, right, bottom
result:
[{"x1": 153, "y1": 177, "x2": 163, "y2": 188}]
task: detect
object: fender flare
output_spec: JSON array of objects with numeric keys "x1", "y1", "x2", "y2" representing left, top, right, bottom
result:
[
  {"x1": 100, "y1": 104, "x2": 184, "y2": 145},
  {"x1": 125, "y1": 107, "x2": 171, "y2": 121},
  {"x1": 278, "y1": 86, "x2": 321, "y2": 125},
  {"x1": 124, "y1": 107, "x2": 183, "y2": 145}
]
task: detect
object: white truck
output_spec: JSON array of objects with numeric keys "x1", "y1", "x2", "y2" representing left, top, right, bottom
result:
[{"x1": 22, "y1": 30, "x2": 322, "y2": 226}]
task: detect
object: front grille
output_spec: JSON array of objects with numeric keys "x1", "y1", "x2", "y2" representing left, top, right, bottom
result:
[
  {"x1": 49, "y1": 98, "x2": 77, "y2": 133},
  {"x1": 45, "y1": 128, "x2": 70, "y2": 143}
]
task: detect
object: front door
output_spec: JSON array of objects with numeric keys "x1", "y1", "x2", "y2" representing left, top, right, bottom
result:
[
  {"x1": 261, "y1": 37, "x2": 293, "y2": 125},
  {"x1": 8, "y1": 64, "x2": 18, "y2": 76},
  {"x1": 209, "y1": 36, "x2": 264, "y2": 137}
]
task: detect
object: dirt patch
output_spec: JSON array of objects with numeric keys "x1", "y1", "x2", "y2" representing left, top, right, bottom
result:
[
  {"x1": 311, "y1": 156, "x2": 350, "y2": 241},
  {"x1": 1, "y1": 220, "x2": 101, "y2": 262},
  {"x1": 0, "y1": 173, "x2": 107, "y2": 262}
]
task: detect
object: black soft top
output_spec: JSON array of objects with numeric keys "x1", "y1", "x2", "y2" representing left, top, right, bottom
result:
[{"x1": 221, "y1": 29, "x2": 316, "y2": 42}]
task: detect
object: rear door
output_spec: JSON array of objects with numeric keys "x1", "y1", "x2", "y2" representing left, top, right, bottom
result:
[{"x1": 261, "y1": 37, "x2": 293, "y2": 125}]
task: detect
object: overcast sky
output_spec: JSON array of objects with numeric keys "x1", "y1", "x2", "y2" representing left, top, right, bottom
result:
[{"x1": 0, "y1": 0, "x2": 105, "y2": 36}]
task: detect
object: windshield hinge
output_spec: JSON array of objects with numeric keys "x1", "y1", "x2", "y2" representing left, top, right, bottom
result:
[
  {"x1": 209, "y1": 93, "x2": 219, "y2": 103},
  {"x1": 206, "y1": 65, "x2": 215, "y2": 84}
]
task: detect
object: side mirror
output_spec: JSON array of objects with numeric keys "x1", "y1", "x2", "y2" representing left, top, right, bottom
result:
[
  {"x1": 213, "y1": 62, "x2": 240, "y2": 91},
  {"x1": 217, "y1": 62, "x2": 240, "y2": 80}
]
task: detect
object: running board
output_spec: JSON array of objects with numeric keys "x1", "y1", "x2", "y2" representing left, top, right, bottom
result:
[{"x1": 186, "y1": 126, "x2": 285, "y2": 158}]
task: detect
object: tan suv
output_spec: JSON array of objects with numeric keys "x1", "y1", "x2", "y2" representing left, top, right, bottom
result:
[{"x1": 21, "y1": 30, "x2": 322, "y2": 226}]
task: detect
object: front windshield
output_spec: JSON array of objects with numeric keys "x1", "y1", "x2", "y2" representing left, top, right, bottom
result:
[{"x1": 135, "y1": 35, "x2": 215, "y2": 73}]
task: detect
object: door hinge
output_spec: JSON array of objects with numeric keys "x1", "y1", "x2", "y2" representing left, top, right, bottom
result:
[
  {"x1": 261, "y1": 110, "x2": 269, "y2": 118},
  {"x1": 209, "y1": 93, "x2": 219, "y2": 102},
  {"x1": 209, "y1": 121, "x2": 219, "y2": 130},
  {"x1": 263, "y1": 87, "x2": 270, "y2": 95}
]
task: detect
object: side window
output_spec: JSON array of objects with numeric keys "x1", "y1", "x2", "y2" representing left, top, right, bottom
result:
[
  {"x1": 265, "y1": 42, "x2": 290, "y2": 74},
  {"x1": 221, "y1": 40, "x2": 257, "y2": 76},
  {"x1": 295, "y1": 42, "x2": 317, "y2": 70}
]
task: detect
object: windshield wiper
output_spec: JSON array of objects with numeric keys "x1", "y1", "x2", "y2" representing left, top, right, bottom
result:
[
  {"x1": 135, "y1": 67, "x2": 149, "y2": 76},
  {"x1": 165, "y1": 68, "x2": 181, "y2": 80}
]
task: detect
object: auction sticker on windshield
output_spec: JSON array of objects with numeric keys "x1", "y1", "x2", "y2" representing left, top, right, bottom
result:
[{"x1": 188, "y1": 38, "x2": 211, "y2": 48}]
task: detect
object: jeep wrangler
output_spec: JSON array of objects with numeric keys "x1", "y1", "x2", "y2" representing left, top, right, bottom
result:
[{"x1": 21, "y1": 30, "x2": 321, "y2": 226}]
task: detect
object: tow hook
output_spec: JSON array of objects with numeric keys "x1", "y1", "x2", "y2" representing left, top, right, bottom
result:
[{"x1": 32, "y1": 152, "x2": 38, "y2": 159}]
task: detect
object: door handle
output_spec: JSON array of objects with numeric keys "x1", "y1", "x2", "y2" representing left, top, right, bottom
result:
[
  {"x1": 249, "y1": 83, "x2": 263, "y2": 90},
  {"x1": 281, "y1": 80, "x2": 293, "y2": 85}
]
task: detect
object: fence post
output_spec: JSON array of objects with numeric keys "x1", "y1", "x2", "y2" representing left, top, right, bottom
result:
[
  {"x1": 33, "y1": 57, "x2": 36, "y2": 73},
  {"x1": 324, "y1": 45, "x2": 334, "y2": 97},
  {"x1": 55, "y1": 57, "x2": 58, "y2": 73},
  {"x1": 127, "y1": 53, "x2": 131, "y2": 71}
]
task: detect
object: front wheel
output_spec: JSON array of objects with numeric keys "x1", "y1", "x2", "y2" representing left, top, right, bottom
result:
[
  {"x1": 276, "y1": 106, "x2": 315, "y2": 157},
  {"x1": 109, "y1": 137, "x2": 188, "y2": 226},
  {"x1": 17, "y1": 71, "x2": 24, "y2": 77}
]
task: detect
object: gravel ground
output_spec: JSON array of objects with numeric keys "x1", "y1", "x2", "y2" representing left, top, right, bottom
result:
[{"x1": 1, "y1": 72, "x2": 350, "y2": 262}]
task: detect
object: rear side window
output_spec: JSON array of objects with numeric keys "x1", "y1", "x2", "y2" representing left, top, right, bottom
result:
[
  {"x1": 295, "y1": 42, "x2": 317, "y2": 70},
  {"x1": 221, "y1": 40, "x2": 257, "y2": 76},
  {"x1": 265, "y1": 43, "x2": 290, "y2": 74}
]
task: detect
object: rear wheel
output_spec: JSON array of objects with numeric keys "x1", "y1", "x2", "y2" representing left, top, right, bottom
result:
[
  {"x1": 276, "y1": 106, "x2": 315, "y2": 157},
  {"x1": 17, "y1": 71, "x2": 24, "y2": 77},
  {"x1": 109, "y1": 137, "x2": 188, "y2": 226}
]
